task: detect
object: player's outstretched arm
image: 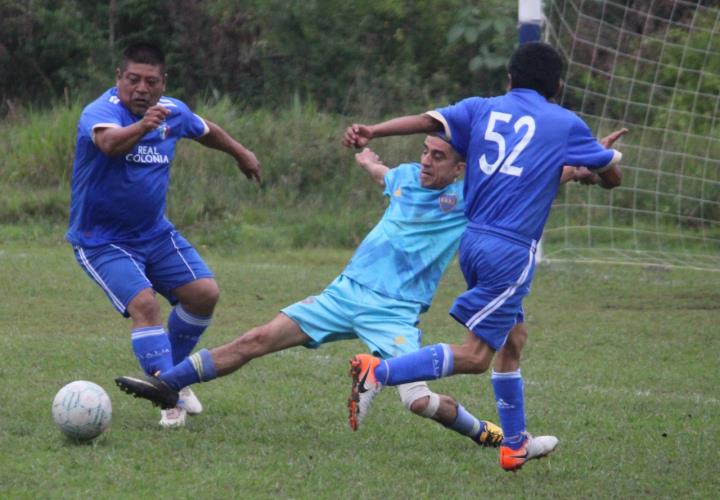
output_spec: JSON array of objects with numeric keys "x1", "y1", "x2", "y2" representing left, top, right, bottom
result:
[
  {"x1": 94, "y1": 104, "x2": 170, "y2": 156},
  {"x1": 355, "y1": 148, "x2": 389, "y2": 187},
  {"x1": 342, "y1": 114, "x2": 442, "y2": 148},
  {"x1": 565, "y1": 128, "x2": 628, "y2": 188},
  {"x1": 196, "y1": 119, "x2": 262, "y2": 185}
]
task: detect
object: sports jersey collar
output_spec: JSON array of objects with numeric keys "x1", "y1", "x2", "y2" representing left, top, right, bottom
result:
[{"x1": 509, "y1": 88, "x2": 547, "y2": 101}]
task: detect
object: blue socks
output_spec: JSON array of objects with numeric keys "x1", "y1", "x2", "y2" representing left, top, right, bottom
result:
[
  {"x1": 131, "y1": 326, "x2": 173, "y2": 376},
  {"x1": 374, "y1": 344, "x2": 454, "y2": 385},
  {"x1": 446, "y1": 404, "x2": 484, "y2": 440},
  {"x1": 160, "y1": 349, "x2": 218, "y2": 391},
  {"x1": 492, "y1": 369, "x2": 526, "y2": 449},
  {"x1": 167, "y1": 304, "x2": 212, "y2": 365}
]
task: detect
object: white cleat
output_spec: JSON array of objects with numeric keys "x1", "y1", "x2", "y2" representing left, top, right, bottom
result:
[
  {"x1": 159, "y1": 406, "x2": 187, "y2": 428},
  {"x1": 178, "y1": 387, "x2": 203, "y2": 415},
  {"x1": 500, "y1": 433, "x2": 559, "y2": 471}
]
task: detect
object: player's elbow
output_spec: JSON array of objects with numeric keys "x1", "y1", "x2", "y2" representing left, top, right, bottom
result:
[
  {"x1": 94, "y1": 137, "x2": 121, "y2": 156},
  {"x1": 599, "y1": 168, "x2": 622, "y2": 189}
]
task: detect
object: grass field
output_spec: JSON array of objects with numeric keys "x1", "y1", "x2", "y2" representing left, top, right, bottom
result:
[{"x1": 1, "y1": 242, "x2": 719, "y2": 498}]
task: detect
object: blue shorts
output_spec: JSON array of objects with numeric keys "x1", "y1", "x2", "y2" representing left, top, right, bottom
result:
[
  {"x1": 282, "y1": 275, "x2": 423, "y2": 359},
  {"x1": 72, "y1": 230, "x2": 214, "y2": 317},
  {"x1": 449, "y1": 230, "x2": 536, "y2": 351}
]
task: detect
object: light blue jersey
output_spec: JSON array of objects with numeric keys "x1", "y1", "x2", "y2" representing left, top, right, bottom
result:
[
  {"x1": 67, "y1": 88, "x2": 209, "y2": 247},
  {"x1": 342, "y1": 163, "x2": 466, "y2": 309},
  {"x1": 428, "y1": 89, "x2": 619, "y2": 242}
]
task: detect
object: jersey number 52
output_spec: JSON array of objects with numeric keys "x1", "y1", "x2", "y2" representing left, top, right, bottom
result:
[{"x1": 479, "y1": 111, "x2": 536, "y2": 177}]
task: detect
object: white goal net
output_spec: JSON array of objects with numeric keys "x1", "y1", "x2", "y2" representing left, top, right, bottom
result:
[{"x1": 543, "y1": 0, "x2": 720, "y2": 270}]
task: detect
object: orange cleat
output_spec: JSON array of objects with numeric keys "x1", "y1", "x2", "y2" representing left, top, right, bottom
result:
[
  {"x1": 500, "y1": 434, "x2": 559, "y2": 472},
  {"x1": 348, "y1": 354, "x2": 383, "y2": 431}
]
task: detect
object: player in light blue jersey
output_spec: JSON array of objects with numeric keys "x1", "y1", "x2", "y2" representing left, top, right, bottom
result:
[
  {"x1": 67, "y1": 42, "x2": 261, "y2": 428},
  {"x1": 342, "y1": 42, "x2": 625, "y2": 472},
  {"x1": 116, "y1": 135, "x2": 508, "y2": 449}
]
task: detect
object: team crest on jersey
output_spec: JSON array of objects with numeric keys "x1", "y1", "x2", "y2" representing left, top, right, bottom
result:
[
  {"x1": 439, "y1": 193, "x2": 458, "y2": 212},
  {"x1": 157, "y1": 123, "x2": 171, "y2": 140}
]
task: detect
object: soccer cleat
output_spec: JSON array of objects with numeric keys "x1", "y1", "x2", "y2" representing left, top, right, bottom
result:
[
  {"x1": 115, "y1": 375, "x2": 179, "y2": 410},
  {"x1": 178, "y1": 387, "x2": 203, "y2": 415},
  {"x1": 159, "y1": 406, "x2": 187, "y2": 428},
  {"x1": 499, "y1": 433, "x2": 559, "y2": 472},
  {"x1": 348, "y1": 354, "x2": 383, "y2": 431},
  {"x1": 474, "y1": 420, "x2": 504, "y2": 448}
]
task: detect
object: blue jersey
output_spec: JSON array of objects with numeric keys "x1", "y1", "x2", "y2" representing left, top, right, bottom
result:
[
  {"x1": 66, "y1": 88, "x2": 209, "y2": 247},
  {"x1": 342, "y1": 163, "x2": 466, "y2": 309},
  {"x1": 428, "y1": 89, "x2": 618, "y2": 242}
]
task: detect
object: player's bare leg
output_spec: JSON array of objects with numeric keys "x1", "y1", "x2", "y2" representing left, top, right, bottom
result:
[
  {"x1": 167, "y1": 278, "x2": 221, "y2": 417},
  {"x1": 117, "y1": 314, "x2": 311, "y2": 410},
  {"x1": 402, "y1": 387, "x2": 503, "y2": 448}
]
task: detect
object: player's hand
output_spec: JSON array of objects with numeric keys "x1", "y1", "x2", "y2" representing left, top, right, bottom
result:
[
  {"x1": 141, "y1": 105, "x2": 171, "y2": 132},
  {"x1": 600, "y1": 127, "x2": 629, "y2": 149},
  {"x1": 354, "y1": 147, "x2": 380, "y2": 168},
  {"x1": 343, "y1": 124, "x2": 373, "y2": 148},
  {"x1": 573, "y1": 167, "x2": 599, "y2": 184},
  {"x1": 237, "y1": 150, "x2": 262, "y2": 186}
]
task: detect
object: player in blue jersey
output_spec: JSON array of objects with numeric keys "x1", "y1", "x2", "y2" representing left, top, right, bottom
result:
[
  {"x1": 116, "y1": 134, "x2": 508, "y2": 448},
  {"x1": 341, "y1": 42, "x2": 625, "y2": 472},
  {"x1": 67, "y1": 42, "x2": 262, "y2": 428}
]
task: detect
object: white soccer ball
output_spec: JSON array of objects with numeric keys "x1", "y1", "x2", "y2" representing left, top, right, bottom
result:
[{"x1": 52, "y1": 380, "x2": 112, "y2": 441}]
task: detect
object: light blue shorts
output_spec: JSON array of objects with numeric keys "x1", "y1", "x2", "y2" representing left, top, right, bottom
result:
[
  {"x1": 282, "y1": 275, "x2": 423, "y2": 359},
  {"x1": 73, "y1": 230, "x2": 213, "y2": 317},
  {"x1": 450, "y1": 230, "x2": 535, "y2": 351}
]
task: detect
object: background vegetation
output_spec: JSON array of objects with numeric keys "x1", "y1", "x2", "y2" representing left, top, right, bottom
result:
[
  {"x1": 0, "y1": 0, "x2": 515, "y2": 117},
  {"x1": 2, "y1": 0, "x2": 717, "y2": 255}
]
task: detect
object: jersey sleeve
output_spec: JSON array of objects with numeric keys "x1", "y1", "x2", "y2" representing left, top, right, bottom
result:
[
  {"x1": 565, "y1": 115, "x2": 621, "y2": 170},
  {"x1": 383, "y1": 164, "x2": 404, "y2": 197},
  {"x1": 425, "y1": 97, "x2": 481, "y2": 159},
  {"x1": 79, "y1": 99, "x2": 122, "y2": 143},
  {"x1": 174, "y1": 100, "x2": 210, "y2": 139}
]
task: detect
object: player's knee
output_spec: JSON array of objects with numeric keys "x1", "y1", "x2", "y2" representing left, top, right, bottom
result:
[
  {"x1": 198, "y1": 279, "x2": 221, "y2": 306},
  {"x1": 186, "y1": 279, "x2": 220, "y2": 312},
  {"x1": 408, "y1": 396, "x2": 428, "y2": 415},
  {"x1": 409, "y1": 394, "x2": 441, "y2": 418},
  {"x1": 128, "y1": 290, "x2": 161, "y2": 324},
  {"x1": 505, "y1": 324, "x2": 528, "y2": 355},
  {"x1": 398, "y1": 382, "x2": 439, "y2": 418}
]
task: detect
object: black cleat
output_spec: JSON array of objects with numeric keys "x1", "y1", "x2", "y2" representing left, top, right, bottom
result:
[{"x1": 115, "y1": 375, "x2": 179, "y2": 410}]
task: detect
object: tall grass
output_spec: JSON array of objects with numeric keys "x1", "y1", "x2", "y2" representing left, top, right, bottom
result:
[{"x1": 0, "y1": 98, "x2": 426, "y2": 249}]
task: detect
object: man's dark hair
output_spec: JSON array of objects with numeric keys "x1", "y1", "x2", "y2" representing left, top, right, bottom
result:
[
  {"x1": 119, "y1": 42, "x2": 165, "y2": 72},
  {"x1": 508, "y1": 42, "x2": 564, "y2": 99}
]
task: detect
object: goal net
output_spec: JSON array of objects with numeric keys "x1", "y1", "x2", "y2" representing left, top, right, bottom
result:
[{"x1": 542, "y1": 0, "x2": 720, "y2": 270}]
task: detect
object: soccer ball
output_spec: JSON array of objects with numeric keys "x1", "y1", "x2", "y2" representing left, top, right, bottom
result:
[{"x1": 52, "y1": 380, "x2": 112, "y2": 441}]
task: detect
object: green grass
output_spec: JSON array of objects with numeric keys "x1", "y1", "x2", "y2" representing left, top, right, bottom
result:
[{"x1": 1, "y1": 242, "x2": 719, "y2": 498}]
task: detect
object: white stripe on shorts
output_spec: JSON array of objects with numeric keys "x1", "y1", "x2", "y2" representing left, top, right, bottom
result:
[
  {"x1": 110, "y1": 244, "x2": 148, "y2": 278},
  {"x1": 466, "y1": 240, "x2": 536, "y2": 331},
  {"x1": 170, "y1": 232, "x2": 197, "y2": 280},
  {"x1": 77, "y1": 246, "x2": 125, "y2": 312}
]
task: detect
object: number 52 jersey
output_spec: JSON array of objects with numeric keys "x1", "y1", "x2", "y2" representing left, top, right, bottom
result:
[{"x1": 427, "y1": 88, "x2": 621, "y2": 242}]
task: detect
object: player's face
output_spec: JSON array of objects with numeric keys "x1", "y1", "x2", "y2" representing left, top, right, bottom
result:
[
  {"x1": 419, "y1": 136, "x2": 465, "y2": 189},
  {"x1": 116, "y1": 63, "x2": 166, "y2": 116}
]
